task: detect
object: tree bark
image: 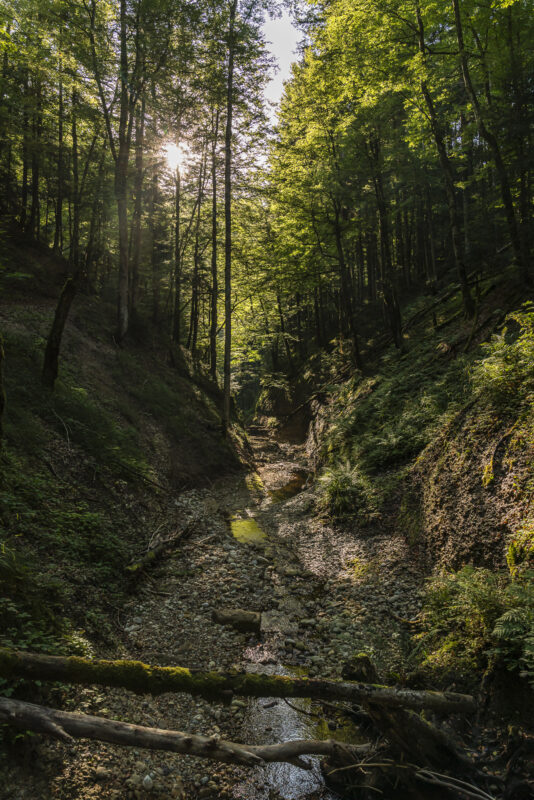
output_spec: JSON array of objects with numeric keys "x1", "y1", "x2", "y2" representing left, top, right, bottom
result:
[{"x1": 0, "y1": 649, "x2": 476, "y2": 715}]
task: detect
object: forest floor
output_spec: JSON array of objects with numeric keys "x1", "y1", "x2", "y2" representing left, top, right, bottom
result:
[{"x1": 1, "y1": 427, "x2": 425, "y2": 800}]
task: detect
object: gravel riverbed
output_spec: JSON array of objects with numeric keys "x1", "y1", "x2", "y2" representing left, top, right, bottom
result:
[{"x1": 2, "y1": 432, "x2": 423, "y2": 800}]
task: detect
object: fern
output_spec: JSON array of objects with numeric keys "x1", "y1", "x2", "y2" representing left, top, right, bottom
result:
[
  {"x1": 416, "y1": 567, "x2": 534, "y2": 684},
  {"x1": 492, "y1": 608, "x2": 530, "y2": 640}
]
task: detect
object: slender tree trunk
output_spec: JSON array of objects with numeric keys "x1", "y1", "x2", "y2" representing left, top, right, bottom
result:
[
  {"x1": 130, "y1": 98, "x2": 145, "y2": 314},
  {"x1": 210, "y1": 108, "x2": 220, "y2": 380},
  {"x1": 507, "y1": 8, "x2": 531, "y2": 269},
  {"x1": 42, "y1": 91, "x2": 81, "y2": 389},
  {"x1": 20, "y1": 73, "x2": 29, "y2": 228},
  {"x1": 276, "y1": 293, "x2": 293, "y2": 371},
  {"x1": 414, "y1": 4, "x2": 475, "y2": 316},
  {"x1": 150, "y1": 168, "x2": 160, "y2": 323},
  {"x1": 85, "y1": 151, "x2": 106, "y2": 284},
  {"x1": 27, "y1": 78, "x2": 42, "y2": 238},
  {"x1": 188, "y1": 152, "x2": 205, "y2": 356},
  {"x1": 53, "y1": 72, "x2": 64, "y2": 253},
  {"x1": 71, "y1": 89, "x2": 80, "y2": 273},
  {"x1": 367, "y1": 140, "x2": 403, "y2": 350},
  {"x1": 223, "y1": 0, "x2": 237, "y2": 434},
  {"x1": 172, "y1": 166, "x2": 182, "y2": 343},
  {"x1": 0, "y1": 334, "x2": 5, "y2": 446},
  {"x1": 451, "y1": 0, "x2": 528, "y2": 282},
  {"x1": 115, "y1": 0, "x2": 131, "y2": 341},
  {"x1": 332, "y1": 202, "x2": 363, "y2": 369},
  {"x1": 313, "y1": 287, "x2": 323, "y2": 348},
  {"x1": 0, "y1": 24, "x2": 10, "y2": 209}
]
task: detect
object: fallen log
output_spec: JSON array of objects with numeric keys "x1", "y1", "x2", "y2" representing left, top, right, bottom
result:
[
  {"x1": 0, "y1": 649, "x2": 476, "y2": 714},
  {"x1": 126, "y1": 513, "x2": 204, "y2": 576},
  {"x1": 0, "y1": 697, "x2": 370, "y2": 770}
]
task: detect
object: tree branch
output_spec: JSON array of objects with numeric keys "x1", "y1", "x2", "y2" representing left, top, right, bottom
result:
[{"x1": 0, "y1": 697, "x2": 370, "y2": 770}]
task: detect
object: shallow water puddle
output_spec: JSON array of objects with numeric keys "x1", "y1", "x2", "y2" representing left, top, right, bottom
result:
[
  {"x1": 233, "y1": 664, "x2": 344, "y2": 800},
  {"x1": 231, "y1": 516, "x2": 268, "y2": 544}
]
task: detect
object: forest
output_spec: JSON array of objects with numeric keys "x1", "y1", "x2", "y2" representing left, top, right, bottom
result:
[{"x1": 0, "y1": 0, "x2": 534, "y2": 798}]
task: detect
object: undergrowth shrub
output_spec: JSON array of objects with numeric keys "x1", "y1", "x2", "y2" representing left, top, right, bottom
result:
[
  {"x1": 413, "y1": 565, "x2": 534, "y2": 684},
  {"x1": 316, "y1": 460, "x2": 377, "y2": 521},
  {"x1": 470, "y1": 303, "x2": 534, "y2": 405},
  {"x1": 507, "y1": 518, "x2": 534, "y2": 577},
  {"x1": 319, "y1": 339, "x2": 470, "y2": 480}
]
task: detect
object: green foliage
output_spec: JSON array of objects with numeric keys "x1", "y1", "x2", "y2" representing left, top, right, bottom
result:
[
  {"x1": 507, "y1": 519, "x2": 534, "y2": 577},
  {"x1": 0, "y1": 539, "x2": 67, "y2": 697},
  {"x1": 0, "y1": 447, "x2": 131, "y2": 662},
  {"x1": 316, "y1": 460, "x2": 377, "y2": 521},
  {"x1": 50, "y1": 382, "x2": 149, "y2": 477},
  {"x1": 470, "y1": 304, "x2": 534, "y2": 406},
  {"x1": 321, "y1": 340, "x2": 470, "y2": 477},
  {"x1": 414, "y1": 566, "x2": 534, "y2": 684}
]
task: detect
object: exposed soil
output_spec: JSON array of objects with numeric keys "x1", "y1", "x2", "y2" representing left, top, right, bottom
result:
[{"x1": 1, "y1": 429, "x2": 424, "y2": 800}]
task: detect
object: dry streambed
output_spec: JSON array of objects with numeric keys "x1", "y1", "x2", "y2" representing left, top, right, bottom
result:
[{"x1": 2, "y1": 434, "x2": 423, "y2": 800}]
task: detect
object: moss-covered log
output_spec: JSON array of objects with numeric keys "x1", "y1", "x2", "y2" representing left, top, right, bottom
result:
[
  {"x1": 0, "y1": 649, "x2": 476, "y2": 714},
  {"x1": 0, "y1": 697, "x2": 370, "y2": 769}
]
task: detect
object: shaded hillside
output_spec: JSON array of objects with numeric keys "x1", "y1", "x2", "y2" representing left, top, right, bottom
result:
[
  {"x1": 303, "y1": 271, "x2": 533, "y2": 571},
  {"x1": 0, "y1": 233, "x2": 242, "y2": 660}
]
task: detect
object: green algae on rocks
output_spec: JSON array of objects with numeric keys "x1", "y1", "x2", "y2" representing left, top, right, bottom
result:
[{"x1": 230, "y1": 517, "x2": 267, "y2": 544}]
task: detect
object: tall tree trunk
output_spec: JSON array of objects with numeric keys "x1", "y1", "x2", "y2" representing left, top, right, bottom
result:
[
  {"x1": 130, "y1": 98, "x2": 145, "y2": 314},
  {"x1": 210, "y1": 108, "x2": 220, "y2": 379},
  {"x1": 53, "y1": 72, "x2": 64, "y2": 254},
  {"x1": 506, "y1": 8, "x2": 531, "y2": 269},
  {"x1": 415, "y1": 4, "x2": 475, "y2": 316},
  {"x1": 150, "y1": 169, "x2": 160, "y2": 323},
  {"x1": 368, "y1": 139, "x2": 403, "y2": 350},
  {"x1": 223, "y1": 0, "x2": 237, "y2": 434},
  {"x1": 172, "y1": 165, "x2": 182, "y2": 343},
  {"x1": 27, "y1": 78, "x2": 42, "y2": 238},
  {"x1": 115, "y1": 0, "x2": 130, "y2": 341},
  {"x1": 42, "y1": 91, "x2": 81, "y2": 390},
  {"x1": 71, "y1": 90, "x2": 80, "y2": 273},
  {"x1": 332, "y1": 201, "x2": 363, "y2": 369},
  {"x1": 85, "y1": 150, "x2": 106, "y2": 285},
  {"x1": 451, "y1": 0, "x2": 528, "y2": 282},
  {"x1": 88, "y1": 0, "x2": 135, "y2": 339},
  {"x1": 276, "y1": 294, "x2": 293, "y2": 372},
  {"x1": 0, "y1": 334, "x2": 5, "y2": 446},
  {"x1": 188, "y1": 152, "x2": 205, "y2": 356},
  {"x1": 20, "y1": 73, "x2": 29, "y2": 228}
]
